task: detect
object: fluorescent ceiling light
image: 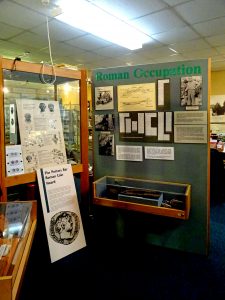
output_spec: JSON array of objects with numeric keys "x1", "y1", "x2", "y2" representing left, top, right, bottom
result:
[
  {"x1": 55, "y1": 0, "x2": 150, "y2": 50},
  {"x1": 169, "y1": 47, "x2": 178, "y2": 54}
]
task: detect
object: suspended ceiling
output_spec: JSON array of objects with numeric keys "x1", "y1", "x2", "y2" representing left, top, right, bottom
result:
[{"x1": 1, "y1": 0, "x2": 225, "y2": 71}]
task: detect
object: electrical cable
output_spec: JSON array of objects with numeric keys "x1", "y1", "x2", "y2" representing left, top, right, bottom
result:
[{"x1": 40, "y1": 16, "x2": 56, "y2": 85}]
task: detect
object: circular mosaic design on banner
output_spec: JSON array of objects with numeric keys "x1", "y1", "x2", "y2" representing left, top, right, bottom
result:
[{"x1": 49, "y1": 211, "x2": 80, "y2": 245}]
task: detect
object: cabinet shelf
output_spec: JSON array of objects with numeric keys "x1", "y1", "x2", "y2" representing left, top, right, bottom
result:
[{"x1": 4, "y1": 164, "x2": 84, "y2": 187}]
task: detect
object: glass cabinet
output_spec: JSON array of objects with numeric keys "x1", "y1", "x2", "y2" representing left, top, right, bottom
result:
[{"x1": 0, "y1": 57, "x2": 89, "y2": 202}]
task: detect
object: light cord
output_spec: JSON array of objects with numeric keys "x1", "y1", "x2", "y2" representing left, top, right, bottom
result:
[{"x1": 40, "y1": 16, "x2": 56, "y2": 84}]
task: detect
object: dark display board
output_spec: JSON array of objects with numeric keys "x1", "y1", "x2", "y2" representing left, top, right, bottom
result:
[{"x1": 92, "y1": 59, "x2": 210, "y2": 255}]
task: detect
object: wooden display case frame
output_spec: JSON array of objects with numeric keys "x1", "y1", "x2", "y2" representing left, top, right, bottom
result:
[
  {"x1": 0, "y1": 57, "x2": 89, "y2": 202},
  {"x1": 0, "y1": 200, "x2": 37, "y2": 300},
  {"x1": 93, "y1": 176, "x2": 191, "y2": 220}
]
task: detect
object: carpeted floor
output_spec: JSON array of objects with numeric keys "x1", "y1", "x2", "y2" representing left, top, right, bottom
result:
[{"x1": 19, "y1": 202, "x2": 225, "y2": 300}]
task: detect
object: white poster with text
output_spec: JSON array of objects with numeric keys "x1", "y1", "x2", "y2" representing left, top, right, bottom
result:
[{"x1": 37, "y1": 164, "x2": 86, "y2": 263}]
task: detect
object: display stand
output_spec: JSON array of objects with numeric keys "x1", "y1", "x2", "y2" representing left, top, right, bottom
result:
[
  {"x1": 0, "y1": 57, "x2": 89, "y2": 203},
  {"x1": 92, "y1": 59, "x2": 211, "y2": 255},
  {"x1": 0, "y1": 200, "x2": 37, "y2": 300}
]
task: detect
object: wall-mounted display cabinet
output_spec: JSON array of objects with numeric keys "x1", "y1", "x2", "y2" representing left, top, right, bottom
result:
[
  {"x1": 93, "y1": 176, "x2": 191, "y2": 220},
  {"x1": 0, "y1": 57, "x2": 89, "y2": 202}
]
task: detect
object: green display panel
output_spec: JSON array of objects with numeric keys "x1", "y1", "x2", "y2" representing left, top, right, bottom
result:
[{"x1": 92, "y1": 59, "x2": 210, "y2": 255}]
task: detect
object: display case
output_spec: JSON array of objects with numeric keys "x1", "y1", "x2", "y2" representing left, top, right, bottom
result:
[
  {"x1": 0, "y1": 200, "x2": 37, "y2": 300},
  {"x1": 93, "y1": 176, "x2": 191, "y2": 220},
  {"x1": 0, "y1": 57, "x2": 89, "y2": 202}
]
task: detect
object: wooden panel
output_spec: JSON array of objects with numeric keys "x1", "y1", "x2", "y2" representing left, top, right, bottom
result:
[
  {"x1": 2, "y1": 58, "x2": 81, "y2": 80},
  {"x1": 0, "y1": 57, "x2": 5, "y2": 201},
  {"x1": 3, "y1": 164, "x2": 83, "y2": 188},
  {"x1": 93, "y1": 197, "x2": 187, "y2": 219},
  {"x1": 80, "y1": 69, "x2": 90, "y2": 203},
  {"x1": 0, "y1": 277, "x2": 12, "y2": 300}
]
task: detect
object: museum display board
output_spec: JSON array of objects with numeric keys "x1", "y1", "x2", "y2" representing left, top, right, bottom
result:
[{"x1": 92, "y1": 59, "x2": 210, "y2": 255}]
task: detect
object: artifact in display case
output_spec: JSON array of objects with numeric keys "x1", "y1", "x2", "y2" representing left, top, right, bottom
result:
[
  {"x1": 60, "y1": 104, "x2": 80, "y2": 159},
  {"x1": 93, "y1": 176, "x2": 191, "y2": 219}
]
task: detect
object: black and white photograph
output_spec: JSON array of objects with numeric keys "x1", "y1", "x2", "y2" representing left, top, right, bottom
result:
[
  {"x1": 98, "y1": 131, "x2": 114, "y2": 156},
  {"x1": 210, "y1": 95, "x2": 225, "y2": 123},
  {"x1": 95, "y1": 114, "x2": 115, "y2": 131},
  {"x1": 95, "y1": 86, "x2": 114, "y2": 110},
  {"x1": 49, "y1": 211, "x2": 80, "y2": 245},
  {"x1": 180, "y1": 76, "x2": 202, "y2": 107}
]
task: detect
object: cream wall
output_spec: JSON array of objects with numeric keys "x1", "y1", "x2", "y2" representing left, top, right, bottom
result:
[{"x1": 211, "y1": 71, "x2": 225, "y2": 95}]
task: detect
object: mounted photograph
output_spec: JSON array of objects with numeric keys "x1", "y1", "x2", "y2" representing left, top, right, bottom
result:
[{"x1": 95, "y1": 86, "x2": 114, "y2": 110}]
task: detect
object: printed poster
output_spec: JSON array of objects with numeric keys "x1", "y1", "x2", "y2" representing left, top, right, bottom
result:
[
  {"x1": 210, "y1": 95, "x2": 225, "y2": 123},
  {"x1": 37, "y1": 164, "x2": 86, "y2": 263},
  {"x1": 95, "y1": 86, "x2": 114, "y2": 110},
  {"x1": 16, "y1": 99, "x2": 67, "y2": 173},
  {"x1": 117, "y1": 83, "x2": 156, "y2": 112},
  {"x1": 5, "y1": 144, "x2": 24, "y2": 176}
]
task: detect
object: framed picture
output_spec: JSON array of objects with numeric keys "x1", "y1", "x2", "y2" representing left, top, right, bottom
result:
[
  {"x1": 98, "y1": 132, "x2": 114, "y2": 156},
  {"x1": 180, "y1": 76, "x2": 202, "y2": 107},
  {"x1": 210, "y1": 95, "x2": 225, "y2": 123},
  {"x1": 95, "y1": 86, "x2": 114, "y2": 110},
  {"x1": 95, "y1": 114, "x2": 115, "y2": 131}
]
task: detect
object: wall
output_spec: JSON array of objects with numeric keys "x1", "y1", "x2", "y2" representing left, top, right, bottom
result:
[{"x1": 211, "y1": 71, "x2": 225, "y2": 95}]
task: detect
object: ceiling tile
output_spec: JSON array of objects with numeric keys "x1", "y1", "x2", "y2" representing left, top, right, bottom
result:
[
  {"x1": 0, "y1": 22, "x2": 24, "y2": 39},
  {"x1": 217, "y1": 46, "x2": 225, "y2": 55},
  {"x1": 93, "y1": 45, "x2": 130, "y2": 57},
  {"x1": 9, "y1": 32, "x2": 49, "y2": 49},
  {"x1": 193, "y1": 17, "x2": 225, "y2": 37},
  {"x1": 13, "y1": 0, "x2": 58, "y2": 16},
  {"x1": 205, "y1": 34, "x2": 225, "y2": 47},
  {"x1": 76, "y1": 51, "x2": 111, "y2": 63},
  {"x1": 0, "y1": 40, "x2": 35, "y2": 55},
  {"x1": 40, "y1": 42, "x2": 85, "y2": 57},
  {"x1": 91, "y1": 57, "x2": 125, "y2": 68},
  {"x1": 152, "y1": 26, "x2": 199, "y2": 44},
  {"x1": 169, "y1": 39, "x2": 211, "y2": 52},
  {"x1": 175, "y1": 0, "x2": 225, "y2": 24},
  {"x1": 163, "y1": 0, "x2": 191, "y2": 6},
  {"x1": 0, "y1": 0, "x2": 45, "y2": 29},
  {"x1": 130, "y1": 9, "x2": 186, "y2": 35},
  {"x1": 66, "y1": 35, "x2": 112, "y2": 51},
  {"x1": 211, "y1": 55, "x2": 225, "y2": 62},
  {"x1": 31, "y1": 19, "x2": 86, "y2": 42},
  {"x1": 153, "y1": 54, "x2": 185, "y2": 63},
  {"x1": 88, "y1": 0, "x2": 167, "y2": 20},
  {"x1": 119, "y1": 52, "x2": 152, "y2": 65},
  {"x1": 139, "y1": 46, "x2": 173, "y2": 59},
  {"x1": 183, "y1": 48, "x2": 219, "y2": 59}
]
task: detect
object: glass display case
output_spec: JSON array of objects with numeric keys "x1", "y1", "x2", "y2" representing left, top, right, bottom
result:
[
  {"x1": 0, "y1": 58, "x2": 89, "y2": 202},
  {"x1": 93, "y1": 176, "x2": 191, "y2": 220},
  {"x1": 0, "y1": 200, "x2": 37, "y2": 300}
]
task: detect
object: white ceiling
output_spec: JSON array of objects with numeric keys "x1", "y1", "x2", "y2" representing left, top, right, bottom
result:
[{"x1": 1, "y1": 0, "x2": 225, "y2": 71}]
